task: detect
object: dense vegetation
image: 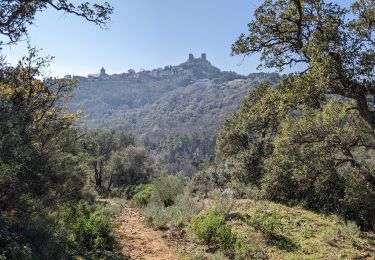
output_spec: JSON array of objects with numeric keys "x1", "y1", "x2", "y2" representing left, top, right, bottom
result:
[
  {"x1": 196, "y1": 0, "x2": 375, "y2": 230},
  {"x1": 120, "y1": 0, "x2": 375, "y2": 257},
  {"x1": 0, "y1": 1, "x2": 129, "y2": 259},
  {"x1": 71, "y1": 61, "x2": 280, "y2": 174},
  {"x1": 124, "y1": 174, "x2": 374, "y2": 259},
  {"x1": 1, "y1": 0, "x2": 374, "y2": 259}
]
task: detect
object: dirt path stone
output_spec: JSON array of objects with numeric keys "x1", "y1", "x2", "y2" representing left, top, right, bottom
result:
[{"x1": 115, "y1": 204, "x2": 178, "y2": 260}]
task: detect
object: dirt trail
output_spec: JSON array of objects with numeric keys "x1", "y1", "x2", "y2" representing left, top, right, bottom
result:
[{"x1": 115, "y1": 203, "x2": 178, "y2": 260}]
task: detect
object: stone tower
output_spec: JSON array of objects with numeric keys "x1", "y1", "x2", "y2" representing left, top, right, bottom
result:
[
  {"x1": 188, "y1": 53, "x2": 194, "y2": 62},
  {"x1": 201, "y1": 53, "x2": 207, "y2": 61},
  {"x1": 100, "y1": 67, "x2": 106, "y2": 76}
]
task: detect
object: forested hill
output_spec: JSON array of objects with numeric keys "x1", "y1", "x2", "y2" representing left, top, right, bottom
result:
[{"x1": 70, "y1": 54, "x2": 280, "y2": 174}]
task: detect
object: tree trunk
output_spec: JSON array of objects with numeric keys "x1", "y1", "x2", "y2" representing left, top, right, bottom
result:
[{"x1": 356, "y1": 94, "x2": 375, "y2": 130}]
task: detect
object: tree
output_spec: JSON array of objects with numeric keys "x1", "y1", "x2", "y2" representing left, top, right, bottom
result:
[
  {"x1": 0, "y1": 48, "x2": 84, "y2": 216},
  {"x1": 0, "y1": 0, "x2": 113, "y2": 45},
  {"x1": 216, "y1": 83, "x2": 284, "y2": 185},
  {"x1": 233, "y1": 0, "x2": 375, "y2": 128},
  {"x1": 262, "y1": 99, "x2": 375, "y2": 229},
  {"x1": 83, "y1": 129, "x2": 135, "y2": 191},
  {"x1": 0, "y1": 1, "x2": 115, "y2": 257},
  {"x1": 108, "y1": 146, "x2": 152, "y2": 190}
]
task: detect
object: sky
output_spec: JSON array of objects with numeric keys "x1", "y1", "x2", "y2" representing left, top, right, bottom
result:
[
  {"x1": 2, "y1": 0, "x2": 267, "y2": 77},
  {"x1": 1, "y1": 0, "x2": 351, "y2": 77}
]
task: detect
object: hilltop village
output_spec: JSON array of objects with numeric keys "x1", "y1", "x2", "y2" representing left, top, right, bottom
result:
[{"x1": 64, "y1": 53, "x2": 211, "y2": 82}]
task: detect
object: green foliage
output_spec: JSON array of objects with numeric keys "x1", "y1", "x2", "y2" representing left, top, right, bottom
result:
[
  {"x1": 248, "y1": 211, "x2": 283, "y2": 239},
  {"x1": 112, "y1": 184, "x2": 150, "y2": 199},
  {"x1": 233, "y1": 0, "x2": 375, "y2": 128},
  {"x1": 108, "y1": 145, "x2": 152, "y2": 188},
  {"x1": 53, "y1": 201, "x2": 122, "y2": 259},
  {"x1": 0, "y1": 1, "x2": 112, "y2": 45},
  {"x1": 132, "y1": 184, "x2": 155, "y2": 207},
  {"x1": 0, "y1": 50, "x2": 93, "y2": 259},
  {"x1": 83, "y1": 129, "x2": 143, "y2": 192},
  {"x1": 224, "y1": 0, "x2": 375, "y2": 231},
  {"x1": 323, "y1": 220, "x2": 360, "y2": 246},
  {"x1": 191, "y1": 210, "x2": 236, "y2": 254},
  {"x1": 208, "y1": 78, "x2": 375, "y2": 229},
  {"x1": 171, "y1": 194, "x2": 202, "y2": 226},
  {"x1": 138, "y1": 173, "x2": 193, "y2": 229},
  {"x1": 142, "y1": 204, "x2": 171, "y2": 229},
  {"x1": 0, "y1": 201, "x2": 123, "y2": 259},
  {"x1": 262, "y1": 100, "x2": 375, "y2": 228},
  {"x1": 150, "y1": 173, "x2": 186, "y2": 207},
  {"x1": 0, "y1": 2, "x2": 121, "y2": 258},
  {"x1": 216, "y1": 84, "x2": 284, "y2": 185},
  {"x1": 213, "y1": 195, "x2": 235, "y2": 216},
  {"x1": 72, "y1": 64, "x2": 279, "y2": 175},
  {"x1": 141, "y1": 191, "x2": 201, "y2": 229}
]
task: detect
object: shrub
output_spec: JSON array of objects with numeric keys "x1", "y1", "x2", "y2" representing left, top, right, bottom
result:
[
  {"x1": 323, "y1": 226, "x2": 340, "y2": 246},
  {"x1": 171, "y1": 194, "x2": 202, "y2": 226},
  {"x1": 150, "y1": 173, "x2": 185, "y2": 207},
  {"x1": 55, "y1": 201, "x2": 122, "y2": 259},
  {"x1": 141, "y1": 203, "x2": 171, "y2": 229},
  {"x1": 191, "y1": 210, "x2": 236, "y2": 254},
  {"x1": 323, "y1": 221, "x2": 360, "y2": 245},
  {"x1": 340, "y1": 221, "x2": 360, "y2": 243},
  {"x1": 132, "y1": 184, "x2": 155, "y2": 206},
  {"x1": 110, "y1": 187, "x2": 127, "y2": 198},
  {"x1": 141, "y1": 194, "x2": 201, "y2": 229},
  {"x1": 213, "y1": 195, "x2": 234, "y2": 216},
  {"x1": 114, "y1": 184, "x2": 154, "y2": 200},
  {"x1": 247, "y1": 211, "x2": 283, "y2": 238},
  {"x1": 0, "y1": 200, "x2": 124, "y2": 260}
]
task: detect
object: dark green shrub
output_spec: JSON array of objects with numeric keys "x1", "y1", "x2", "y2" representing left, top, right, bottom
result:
[
  {"x1": 54, "y1": 201, "x2": 122, "y2": 259},
  {"x1": 191, "y1": 210, "x2": 236, "y2": 254},
  {"x1": 132, "y1": 184, "x2": 155, "y2": 206},
  {"x1": 0, "y1": 218, "x2": 64, "y2": 260}
]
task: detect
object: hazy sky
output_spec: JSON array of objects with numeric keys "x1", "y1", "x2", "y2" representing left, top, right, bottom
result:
[{"x1": 2, "y1": 0, "x2": 350, "y2": 77}]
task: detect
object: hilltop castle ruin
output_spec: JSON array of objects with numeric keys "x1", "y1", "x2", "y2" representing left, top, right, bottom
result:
[{"x1": 188, "y1": 53, "x2": 207, "y2": 62}]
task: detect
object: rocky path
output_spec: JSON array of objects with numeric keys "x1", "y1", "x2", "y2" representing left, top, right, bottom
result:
[{"x1": 115, "y1": 203, "x2": 178, "y2": 260}]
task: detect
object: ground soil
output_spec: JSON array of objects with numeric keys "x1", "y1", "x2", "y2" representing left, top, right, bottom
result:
[{"x1": 115, "y1": 203, "x2": 178, "y2": 260}]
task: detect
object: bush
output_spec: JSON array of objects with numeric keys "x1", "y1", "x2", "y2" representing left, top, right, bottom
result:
[
  {"x1": 0, "y1": 218, "x2": 63, "y2": 260},
  {"x1": 213, "y1": 195, "x2": 234, "y2": 216},
  {"x1": 247, "y1": 211, "x2": 283, "y2": 238},
  {"x1": 141, "y1": 203, "x2": 171, "y2": 229},
  {"x1": 150, "y1": 173, "x2": 185, "y2": 207},
  {"x1": 191, "y1": 210, "x2": 236, "y2": 254},
  {"x1": 54, "y1": 201, "x2": 122, "y2": 259},
  {"x1": 141, "y1": 194, "x2": 201, "y2": 229},
  {"x1": 112, "y1": 184, "x2": 154, "y2": 200},
  {"x1": 323, "y1": 221, "x2": 360, "y2": 245},
  {"x1": 340, "y1": 221, "x2": 360, "y2": 243},
  {"x1": 171, "y1": 194, "x2": 202, "y2": 226},
  {"x1": 132, "y1": 184, "x2": 155, "y2": 206}
]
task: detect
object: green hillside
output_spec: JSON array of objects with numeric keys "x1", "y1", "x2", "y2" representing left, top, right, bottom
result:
[
  {"x1": 70, "y1": 55, "x2": 279, "y2": 174},
  {"x1": 172, "y1": 199, "x2": 375, "y2": 259}
]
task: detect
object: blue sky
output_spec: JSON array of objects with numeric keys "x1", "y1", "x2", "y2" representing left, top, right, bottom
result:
[
  {"x1": 2, "y1": 0, "x2": 351, "y2": 77},
  {"x1": 2, "y1": 0, "x2": 265, "y2": 77}
]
